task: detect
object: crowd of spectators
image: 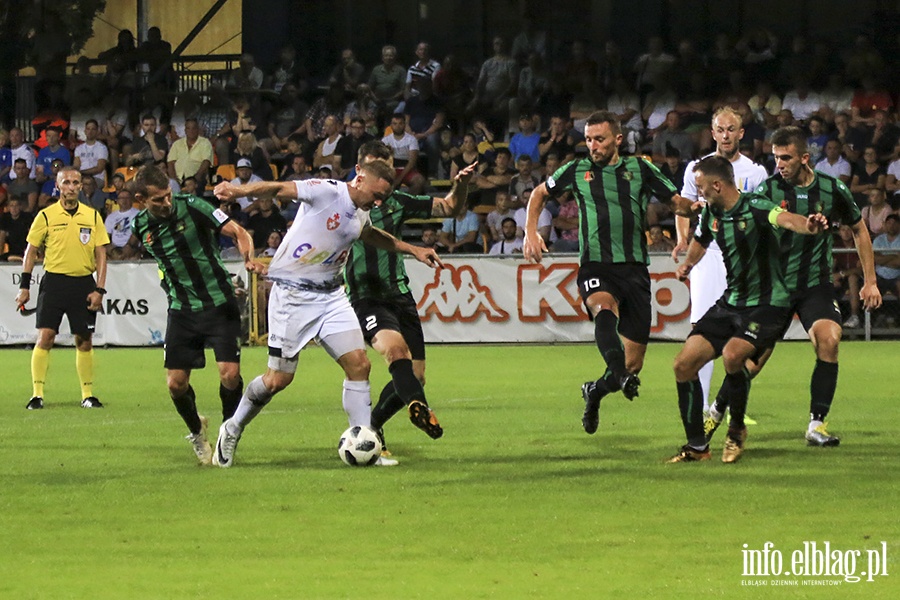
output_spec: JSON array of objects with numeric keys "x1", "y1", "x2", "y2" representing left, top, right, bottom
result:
[{"x1": 1, "y1": 25, "x2": 899, "y2": 287}]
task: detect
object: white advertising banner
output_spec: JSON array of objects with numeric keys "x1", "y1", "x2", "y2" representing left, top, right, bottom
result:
[
  {"x1": 405, "y1": 255, "x2": 807, "y2": 343},
  {"x1": 1, "y1": 257, "x2": 803, "y2": 346},
  {"x1": 0, "y1": 261, "x2": 248, "y2": 346}
]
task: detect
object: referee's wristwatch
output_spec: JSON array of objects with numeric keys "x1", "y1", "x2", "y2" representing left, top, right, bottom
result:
[{"x1": 94, "y1": 287, "x2": 107, "y2": 295}]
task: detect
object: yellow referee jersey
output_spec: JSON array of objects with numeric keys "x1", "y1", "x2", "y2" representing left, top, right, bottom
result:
[{"x1": 26, "y1": 202, "x2": 111, "y2": 276}]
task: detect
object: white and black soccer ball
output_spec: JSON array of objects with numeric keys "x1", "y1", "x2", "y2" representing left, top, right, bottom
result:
[{"x1": 337, "y1": 425, "x2": 382, "y2": 467}]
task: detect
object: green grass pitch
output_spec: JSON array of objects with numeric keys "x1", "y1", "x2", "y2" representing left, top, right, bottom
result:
[{"x1": 1, "y1": 341, "x2": 897, "y2": 599}]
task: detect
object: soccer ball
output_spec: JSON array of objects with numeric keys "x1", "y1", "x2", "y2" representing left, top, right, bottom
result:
[{"x1": 337, "y1": 425, "x2": 382, "y2": 467}]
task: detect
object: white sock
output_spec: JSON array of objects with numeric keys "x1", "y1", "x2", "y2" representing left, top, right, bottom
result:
[
  {"x1": 698, "y1": 360, "x2": 714, "y2": 411},
  {"x1": 708, "y1": 404, "x2": 723, "y2": 423},
  {"x1": 342, "y1": 379, "x2": 371, "y2": 427},
  {"x1": 231, "y1": 376, "x2": 273, "y2": 430}
]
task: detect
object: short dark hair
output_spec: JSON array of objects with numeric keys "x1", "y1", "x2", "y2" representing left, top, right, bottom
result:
[
  {"x1": 141, "y1": 113, "x2": 157, "y2": 122},
  {"x1": 584, "y1": 110, "x2": 622, "y2": 135},
  {"x1": 495, "y1": 147, "x2": 512, "y2": 158},
  {"x1": 516, "y1": 154, "x2": 532, "y2": 163},
  {"x1": 13, "y1": 158, "x2": 26, "y2": 166},
  {"x1": 349, "y1": 117, "x2": 365, "y2": 127},
  {"x1": 132, "y1": 164, "x2": 170, "y2": 196},
  {"x1": 86, "y1": 119, "x2": 99, "y2": 128},
  {"x1": 501, "y1": 217, "x2": 516, "y2": 227},
  {"x1": 358, "y1": 140, "x2": 392, "y2": 164},
  {"x1": 770, "y1": 126, "x2": 808, "y2": 154},
  {"x1": 391, "y1": 112, "x2": 405, "y2": 122},
  {"x1": 692, "y1": 155, "x2": 735, "y2": 184},
  {"x1": 885, "y1": 214, "x2": 900, "y2": 224}
]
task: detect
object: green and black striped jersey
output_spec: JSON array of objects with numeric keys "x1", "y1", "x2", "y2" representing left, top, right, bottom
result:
[
  {"x1": 695, "y1": 192, "x2": 790, "y2": 307},
  {"x1": 344, "y1": 191, "x2": 433, "y2": 302},
  {"x1": 545, "y1": 156, "x2": 677, "y2": 265},
  {"x1": 756, "y1": 171, "x2": 861, "y2": 292},
  {"x1": 132, "y1": 194, "x2": 235, "y2": 312}
]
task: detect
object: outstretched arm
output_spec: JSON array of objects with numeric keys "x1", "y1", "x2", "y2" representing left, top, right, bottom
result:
[
  {"x1": 215, "y1": 180, "x2": 298, "y2": 204},
  {"x1": 432, "y1": 162, "x2": 477, "y2": 218},
  {"x1": 359, "y1": 225, "x2": 444, "y2": 269},
  {"x1": 775, "y1": 210, "x2": 828, "y2": 235}
]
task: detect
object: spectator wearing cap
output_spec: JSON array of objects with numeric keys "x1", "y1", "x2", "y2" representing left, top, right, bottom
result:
[{"x1": 229, "y1": 157, "x2": 264, "y2": 213}]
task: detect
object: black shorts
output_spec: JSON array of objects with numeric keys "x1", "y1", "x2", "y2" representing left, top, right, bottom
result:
[
  {"x1": 690, "y1": 300, "x2": 790, "y2": 357},
  {"x1": 577, "y1": 262, "x2": 651, "y2": 345},
  {"x1": 783, "y1": 283, "x2": 842, "y2": 334},
  {"x1": 164, "y1": 299, "x2": 242, "y2": 370},
  {"x1": 35, "y1": 273, "x2": 97, "y2": 337},
  {"x1": 351, "y1": 292, "x2": 426, "y2": 361}
]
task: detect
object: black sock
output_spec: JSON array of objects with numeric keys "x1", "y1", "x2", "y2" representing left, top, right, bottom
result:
[
  {"x1": 371, "y1": 382, "x2": 406, "y2": 431},
  {"x1": 677, "y1": 379, "x2": 706, "y2": 448},
  {"x1": 810, "y1": 360, "x2": 838, "y2": 422},
  {"x1": 220, "y1": 376, "x2": 243, "y2": 420},
  {"x1": 720, "y1": 370, "x2": 751, "y2": 430},
  {"x1": 589, "y1": 369, "x2": 621, "y2": 403},
  {"x1": 713, "y1": 392, "x2": 729, "y2": 415},
  {"x1": 594, "y1": 310, "x2": 626, "y2": 380},
  {"x1": 388, "y1": 358, "x2": 426, "y2": 405},
  {"x1": 172, "y1": 385, "x2": 202, "y2": 435}
]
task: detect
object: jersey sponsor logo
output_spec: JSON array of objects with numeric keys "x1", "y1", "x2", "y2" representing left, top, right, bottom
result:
[
  {"x1": 291, "y1": 242, "x2": 349, "y2": 266},
  {"x1": 417, "y1": 265, "x2": 508, "y2": 322},
  {"x1": 327, "y1": 212, "x2": 341, "y2": 230},
  {"x1": 79, "y1": 227, "x2": 92, "y2": 244}
]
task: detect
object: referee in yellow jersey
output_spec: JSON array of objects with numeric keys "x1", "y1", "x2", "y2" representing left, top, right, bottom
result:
[{"x1": 15, "y1": 165, "x2": 110, "y2": 409}]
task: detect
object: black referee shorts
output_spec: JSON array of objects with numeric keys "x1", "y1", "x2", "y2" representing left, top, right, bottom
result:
[
  {"x1": 164, "y1": 299, "x2": 242, "y2": 370},
  {"x1": 577, "y1": 261, "x2": 652, "y2": 345},
  {"x1": 351, "y1": 292, "x2": 426, "y2": 360},
  {"x1": 35, "y1": 273, "x2": 98, "y2": 337}
]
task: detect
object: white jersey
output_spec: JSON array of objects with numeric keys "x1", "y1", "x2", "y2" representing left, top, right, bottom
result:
[
  {"x1": 267, "y1": 179, "x2": 370, "y2": 289},
  {"x1": 681, "y1": 153, "x2": 768, "y2": 201}
]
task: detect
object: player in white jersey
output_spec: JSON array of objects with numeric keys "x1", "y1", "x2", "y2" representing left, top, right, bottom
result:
[
  {"x1": 209, "y1": 160, "x2": 442, "y2": 467},
  {"x1": 672, "y1": 107, "x2": 769, "y2": 410}
]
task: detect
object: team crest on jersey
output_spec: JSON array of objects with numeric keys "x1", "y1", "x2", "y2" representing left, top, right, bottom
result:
[
  {"x1": 815, "y1": 202, "x2": 824, "y2": 212},
  {"x1": 583, "y1": 170, "x2": 594, "y2": 182},
  {"x1": 737, "y1": 219, "x2": 747, "y2": 231},
  {"x1": 711, "y1": 218, "x2": 719, "y2": 232},
  {"x1": 621, "y1": 171, "x2": 633, "y2": 181},
  {"x1": 175, "y1": 220, "x2": 186, "y2": 233},
  {"x1": 748, "y1": 321, "x2": 760, "y2": 333},
  {"x1": 79, "y1": 227, "x2": 91, "y2": 245},
  {"x1": 781, "y1": 200, "x2": 789, "y2": 210},
  {"x1": 327, "y1": 212, "x2": 341, "y2": 230},
  {"x1": 144, "y1": 232, "x2": 154, "y2": 245}
]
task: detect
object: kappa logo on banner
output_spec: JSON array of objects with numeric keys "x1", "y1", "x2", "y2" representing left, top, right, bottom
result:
[
  {"x1": 517, "y1": 263, "x2": 586, "y2": 322},
  {"x1": 418, "y1": 265, "x2": 508, "y2": 322}
]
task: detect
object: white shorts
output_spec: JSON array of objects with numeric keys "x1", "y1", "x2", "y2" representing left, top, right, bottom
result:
[
  {"x1": 267, "y1": 282, "x2": 365, "y2": 361},
  {"x1": 689, "y1": 240, "x2": 727, "y2": 323}
]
